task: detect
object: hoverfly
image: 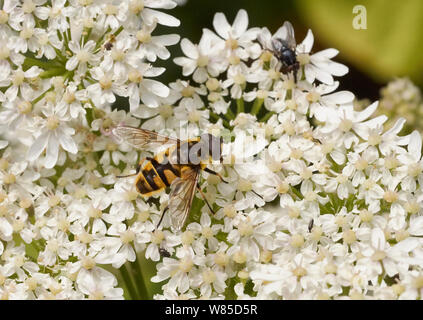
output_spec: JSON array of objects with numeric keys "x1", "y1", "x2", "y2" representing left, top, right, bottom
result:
[
  {"x1": 265, "y1": 21, "x2": 300, "y2": 82},
  {"x1": 112, "y1": 126, "x2": 227, "y2": 232}
]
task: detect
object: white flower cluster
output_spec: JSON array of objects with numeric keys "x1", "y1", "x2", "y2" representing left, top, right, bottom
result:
[
  {"x1": 377, "y1": 78, "x2": 423, "y2": 134},
  {"x1": 0, "y1": 0, "x2": 181, "y2": 299},
  {"x1": 0, "y1": 2, "x2": 422, "y2": 300}
]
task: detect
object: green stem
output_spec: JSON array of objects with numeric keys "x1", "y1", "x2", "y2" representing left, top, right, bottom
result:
[
  {"x1": 53, "y1": 47, "x2": 66, "y2": 64},
  {"x1": 39, "y1": 68, "x2": 66, "y2": 79},
  {"x1": 131, "y1": 253, "x2": 150, "y2": 300},
  {"x1": 56, "y1": 30, "x2": 63, "y2": 42},
  {"x1": 259, "y1": 111, "x2": 275, "y2": 122},
  {"x1": 95, "y1": 27, "x2": 112, "y2": 51},
  {"x1": 251, "y1": 98, "x2": 264, "y2": 116},
  {"x1": 31, "y1": 87, "x2": 53, "y2": 104},
  {"x1": 63, "y1": 71, "x2": 74, "y2": 81},
  {"x1": 225, "y1": 107, "x2": 235, "y2": 120},
  {"x1": 63, "y1": 29, "x2": 69, "y2": 48},
  {"x1": 119, "y1": 264, "x2": 139, "y2": 300},
  {"x1": 23, "y1": 57, "x2": 61, "y2": 70},
  {"x1": 290, "y1": 186, "x2": 303, "y2": 200},
  {"x1": 236, "y1": 98, "x2": 244, "y2": 114},
  {"x1": 85, "y1": 105, "x2": 95, "y2": 127},
  {"x1": 66, "y1": 17, "x2": 72, "y2": 42},
  {"x1": 210, "y1": 112, "x2": 230, "y2": 128},
  {"x1": 113, "y1": 25, "x2": 124, "y2": 37},
  {"x1": 83, "y1": 27, "x2": 93, "y2": 43}
]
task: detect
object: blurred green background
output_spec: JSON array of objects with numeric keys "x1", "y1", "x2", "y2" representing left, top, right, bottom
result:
[{"x1": 159, "y1": 0, "x2": 423, "y2": 100}]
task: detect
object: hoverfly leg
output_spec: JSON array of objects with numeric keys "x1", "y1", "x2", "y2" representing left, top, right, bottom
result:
[
  {"x1": 155, "y1": 206, "x2": 169, "y2": 231},
  {"x1": 204, "y1": 168, "x2": 228, "y2": 184},
  {"x1": 196, "y1": 183, "x2": 215, "y2": 214},
  {"x1": 116, "y1": 158, "x2": 144, "y2": 178}
]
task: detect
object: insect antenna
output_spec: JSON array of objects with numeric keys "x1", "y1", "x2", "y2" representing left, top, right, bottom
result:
[
  {"x1": 116, "y1": 159, "x2": 143, "y2": 178},
  {"x1": 116, "y1": 173, "x2": 138, "y2": 178},
  {"x1": 204, "y1": 168, "x2": 228, "y2": 184}
]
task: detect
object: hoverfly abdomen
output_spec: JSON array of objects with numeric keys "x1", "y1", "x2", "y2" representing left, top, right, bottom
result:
[
  {"x1": 135, "y1": 173, "x2": 159, "y2": 196},
  {"x1": 150, "y1": 158, "x2": 181, "y2": 187},
  {"x1": 135, "y1": 153, "x2": 182, "y2": 196}
]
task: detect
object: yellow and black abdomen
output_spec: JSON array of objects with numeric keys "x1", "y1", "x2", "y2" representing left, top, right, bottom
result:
[{"x1": 135, "y1": 151, "x2": 181, "y2": 197}]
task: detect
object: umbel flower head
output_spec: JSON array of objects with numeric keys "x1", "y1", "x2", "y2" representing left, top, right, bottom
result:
[{"x1": 0, "y1": 2, "x2": 422, "y2": 300}]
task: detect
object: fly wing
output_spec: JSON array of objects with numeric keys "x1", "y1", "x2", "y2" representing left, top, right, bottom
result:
[
  {"x1": 275, "y1": 21, "x2": 296, "y2": 49},
  {"x1": 167, "y1": 167, "x2": 199, "y2": 232},
  {"x1": 112, "y1": 125, "x2": 180, "y2": 150},
  {"x1": 271, "y1": 38, "x2": 283, "y2": 55}
]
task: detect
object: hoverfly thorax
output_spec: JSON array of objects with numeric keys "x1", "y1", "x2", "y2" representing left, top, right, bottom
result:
[{"x1": 174, "y1": 133, "x2": 222, "y2": 166}]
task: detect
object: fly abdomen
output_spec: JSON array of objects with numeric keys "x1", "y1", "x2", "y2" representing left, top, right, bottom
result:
[
  {"x1": 135, "y1": 172, "x2": 157, "y2": 195},
  {"x1": 135, "y1": 154, "x2": 182, "y2": 197},
  {"x1": 135, "y1": 162, "x2": 165, "y2": 196},
  {"x1": 151, "y1": 157, "x2": 181, "y2": 187}
]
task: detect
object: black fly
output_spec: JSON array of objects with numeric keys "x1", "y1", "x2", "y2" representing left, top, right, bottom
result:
[
  {"x1": 308, "y1": 219, "x2": 314, "y2": 232},
  {"x1": 268, "y1": 21, "x2": 300, "y2": 82},
  {"x1": 159, "y1": 247, "x2": 171, "y2": 258},
  {"x1": 103, "y1": 34, "x2": 116, "y2": 51}
]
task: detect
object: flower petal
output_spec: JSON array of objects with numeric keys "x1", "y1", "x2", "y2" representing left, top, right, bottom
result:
[
  {"x1": 213, "y1": 12, "x2": 230, "y2": 39},
  {"x1": 28, "y1": 132, "x2": 49, "y2": 161},
  {"x1": 232, "y1": 9, "x2": 248, "y2": 38},
  {"x1": 44, "y1": 135, "x2": 59, "y2": 168}
]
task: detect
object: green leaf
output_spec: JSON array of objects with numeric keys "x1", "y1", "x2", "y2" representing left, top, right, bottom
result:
[{"x1": 296, "y1": 0, "x2": 423, "y2": 84}]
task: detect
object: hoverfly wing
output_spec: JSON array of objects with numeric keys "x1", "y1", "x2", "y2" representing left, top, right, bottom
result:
[
  {"x1": 112, "y1": 125, "x2": 180, "y2": 150},
  {"x1": 275, "y1": 21, "x2": 296, "y2": 50},
  {"x1": 167, "y1": 167, "x2": 200, "y2": 232}
]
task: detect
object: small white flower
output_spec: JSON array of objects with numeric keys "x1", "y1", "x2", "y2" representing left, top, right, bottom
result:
[
  {"x1": 66, "y1": 40, "x2": 100, "y2": 73},
  {"x1": 77, "y1": 267, "x2": 124, "y2": 299},
  {"x1": 126, "y1": 63, "x2": 169, "y2": 109},
  {"x1": 27, "y1": 105, "x2": 78, "y2": 168},
  {"x1": 86, "y1": 61, "x2": 127, "y2": 107},
  {"x1": 4, "y1": 65, "x2": 42, "y2": 101},
  {"x1": 296, "y1": 29, "x2": 349, "y2": 85},
  {"x1": 128, "y1": 0, "x2": 180, "y2": 27},
  {"x1": 174, "y1": 31, "x2": 225, "y2": 83}
]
